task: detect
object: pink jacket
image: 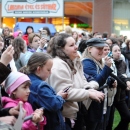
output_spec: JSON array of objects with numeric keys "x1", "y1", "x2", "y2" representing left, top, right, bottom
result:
[{"x1": 2, "y1": 97, "x2": 46, "y2": 130}]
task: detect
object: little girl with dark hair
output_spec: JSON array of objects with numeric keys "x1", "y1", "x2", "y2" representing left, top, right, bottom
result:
[{"x1": 2, "y1": 72, "x2": 46, "y2": 130}]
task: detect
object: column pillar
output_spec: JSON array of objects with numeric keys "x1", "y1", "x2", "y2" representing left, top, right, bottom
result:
[{"x1": 93, "y1": 0, "x2": 113, "y2": 35}]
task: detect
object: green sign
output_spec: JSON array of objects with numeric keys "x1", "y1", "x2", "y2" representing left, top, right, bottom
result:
[{"x1": 70, "y1": 23, "x2": 90, "y2": 28}]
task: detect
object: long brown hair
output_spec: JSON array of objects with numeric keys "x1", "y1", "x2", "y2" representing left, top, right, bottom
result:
[
  {"x1": 12, "y1": 37, "x2": 25, "y2": 60},
  {"x1": 125, "y1": 39, "x2": 130, "y2": 51},
  {"x1": 47, "y1": 33, "x2": 76, "y2": 73}
]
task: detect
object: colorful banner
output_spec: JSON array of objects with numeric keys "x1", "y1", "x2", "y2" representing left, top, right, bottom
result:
[{"x1": 2, "y1": 0, "x2": 63, "y2": 17}]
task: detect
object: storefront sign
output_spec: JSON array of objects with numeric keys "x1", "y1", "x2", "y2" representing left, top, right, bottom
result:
[
  {"x1": 70, "y1": 23, "x2": 90, "y2": 28},
  {"x1": 2, "y1": 0, "x2": 63, "y2": 17}
]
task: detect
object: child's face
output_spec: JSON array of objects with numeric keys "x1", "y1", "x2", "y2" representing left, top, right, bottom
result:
[
  {"x1": 39, "y1": 59, "x2": 53, "y2": 80},
  {"x1": 12, "y1": 81, "x2": 30, "y2": 102},
  {"x1": 31, "y1": 36, "x2": 40, "y2": 50}
]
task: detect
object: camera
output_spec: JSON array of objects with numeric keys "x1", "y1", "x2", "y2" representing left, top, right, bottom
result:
[
  {"x1": 4, "y1": 36, "x2": 14, "y2": 49},
  {"x1": 108, "y1": 77, "x2": 115, "y2": 88}
]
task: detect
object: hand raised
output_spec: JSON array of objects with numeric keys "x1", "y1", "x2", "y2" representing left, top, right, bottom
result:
[{"x1": 0, "y1": 45, "x2": 14, "y2": 66}]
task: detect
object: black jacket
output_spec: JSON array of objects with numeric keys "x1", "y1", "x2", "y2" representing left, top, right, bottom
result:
[
  {"x1": 114, "y1": 60, "x2": 130, "y2": 102},
  {"x1": 0, "y1": 62, "x2": 11, "y2": 117}
]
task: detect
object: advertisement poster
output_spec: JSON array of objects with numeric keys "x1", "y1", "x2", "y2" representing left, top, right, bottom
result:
[{"x1": 2, "y1": 0, "x2": 63, "y2": 17}]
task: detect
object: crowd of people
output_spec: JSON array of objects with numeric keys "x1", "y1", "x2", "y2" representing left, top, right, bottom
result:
[{"x1": 0, "y1": 25, "x2": 130, "y2": 130}]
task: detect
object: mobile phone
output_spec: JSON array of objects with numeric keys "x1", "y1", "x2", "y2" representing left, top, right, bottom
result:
[
  {"x1": 107, "y1": 51, "x2": 113, "y2": 58},
  {"x1": 63, "y1": 86, "x2": 70, "y2": 93},
  {"x1": 5, "y1": 38, "x2": 11, "y2": 46}
]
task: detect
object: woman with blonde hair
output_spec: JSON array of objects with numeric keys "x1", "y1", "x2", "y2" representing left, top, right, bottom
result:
[
  {"x1": 72, "y1": 31, "x2": 79, "y2": 46},
  {"x1": 82, "y1": 38, "x2": 114, "y2": 130}
]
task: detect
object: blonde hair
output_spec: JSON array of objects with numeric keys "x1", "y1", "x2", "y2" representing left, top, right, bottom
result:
[
  {"x1": 82, "y1": 47, "x2": 104, "y2": 69},
  {"x1": 64, "y1": 26, "x2": 72, "y2": 35},
  {"x1": 72, "y1": 31, "x2": 78, "y2": 42}
]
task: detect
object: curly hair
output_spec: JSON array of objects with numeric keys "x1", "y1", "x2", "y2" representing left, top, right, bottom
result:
[
  {"x1": 12, "y1": 37, "x2": 25, "y2": 60},
  {"x1": 48, "y1": 33, "x2": 76, "y2": 73}
]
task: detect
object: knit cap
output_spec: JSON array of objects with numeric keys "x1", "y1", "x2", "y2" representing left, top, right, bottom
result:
[
  {"x1": 5, "y1": 72, "x2": 30, "y2": 94},
  {"x1": 13, "y1": 31, "x2": 19, "y2": 38}
]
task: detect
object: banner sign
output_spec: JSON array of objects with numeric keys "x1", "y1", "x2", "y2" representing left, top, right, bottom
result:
[
  {"x1": 2, "y1": 0, "x2": 63, "y2": 17},
  {"x1": 70, "y1": 23, "x2": 90, "y2": 28}
]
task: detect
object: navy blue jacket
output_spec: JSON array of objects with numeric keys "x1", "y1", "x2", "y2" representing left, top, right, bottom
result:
[
  {"x1": 82, "y1": 59, "x2": 113, "y2": 86},
  {"x1": 82, "y1": 59, "x2": 113, "y2": 122},
  {"x1": 28, "y1": 73, "x2": 66, "y2": 130}
]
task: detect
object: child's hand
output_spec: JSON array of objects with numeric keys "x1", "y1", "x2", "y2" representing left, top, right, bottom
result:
[
  {"x1": 9, "y1": 101, "x2": 26, "y2": 119},
  {"x1": 104, "y1": 56, "x2": 112, "y2": 68},
  {"x1": 57, "y1": 90, "x2": 68, "y2": 99},
  {"x1": 0, "y1": 116, "x2": 16, "y2": 125},
  {"x1": 39, "y1": 38, "x2": 47, "y2": 49},
  {"x1": 32, "y1": 109, "x2": 43, "y2": 123}
]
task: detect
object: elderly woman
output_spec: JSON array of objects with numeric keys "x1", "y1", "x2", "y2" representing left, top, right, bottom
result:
[{"x1": 47, "y1": 33, "x2": 104, "y2": 130}]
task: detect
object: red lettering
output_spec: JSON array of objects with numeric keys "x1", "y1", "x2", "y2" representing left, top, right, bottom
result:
[{"x1": 8, "y1": 5, "x2": 24, "y2": 11}]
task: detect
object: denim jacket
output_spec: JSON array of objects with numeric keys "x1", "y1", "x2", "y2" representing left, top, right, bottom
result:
[{"x1": 28, "y1": 73, "x2": 66, "y2": 130}]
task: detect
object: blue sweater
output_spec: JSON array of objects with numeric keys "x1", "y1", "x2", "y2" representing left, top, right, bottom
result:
[{"x1": 28, "y1": 73, "x2": 66, "y2": 130}]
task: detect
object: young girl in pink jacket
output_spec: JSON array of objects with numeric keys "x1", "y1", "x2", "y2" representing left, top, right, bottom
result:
[{"x1": 2, "y1": 72, "x2": 46, "y2": 130}]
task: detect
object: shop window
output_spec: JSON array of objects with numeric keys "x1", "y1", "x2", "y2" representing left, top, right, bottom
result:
[
  {"x1": 64, "y1": 1, "x2": 93, "y2": 31},
  {"x1": 113, "y1": 0, "x2": 130, "y2": 37},
  {"x1": 2, "y1": 17, "x2": 16, "y2": 28}
]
